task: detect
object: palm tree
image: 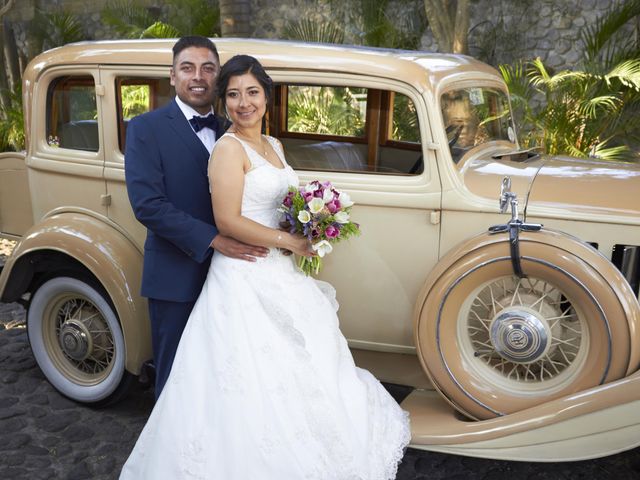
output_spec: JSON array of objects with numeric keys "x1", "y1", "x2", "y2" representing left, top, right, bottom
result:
[
  {"x1": 102, "y1": 0, "x2": 220, "y2": 39},
  {"x1": 283, "y1": 18, "x2": 344, "y2": 44},
  {"x1": 0, "y1": 83, "x2": 23, "y2": 151},
  {"x1": 501, "y1": 0, "x2": 640, "y2": 161}
]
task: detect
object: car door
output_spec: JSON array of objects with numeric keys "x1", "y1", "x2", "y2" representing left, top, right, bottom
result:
[{"x1": 268, "y1": 71, "x2": 442, "y2": 354}]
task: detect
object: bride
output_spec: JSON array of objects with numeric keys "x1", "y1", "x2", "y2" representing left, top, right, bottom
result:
[{"x1": 120, "y1": 54, "x2": 410, "y2": 480}]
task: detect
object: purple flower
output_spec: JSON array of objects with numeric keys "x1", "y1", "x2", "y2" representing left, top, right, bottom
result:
[
  {"x1": 326, "y1": 200, "x2": 340, "y2": 214},
  {"x1": 313, "y1": 188, "x2": 324, "y2": 198},
  {"x1": 302, "y1": 191, "x2": 314, "y2": 202},
  {"x1": 325, "y1": 225, "x2": 340, "y2": 238},
  {"x1": 310, "y1": 227, "x2": 321, "y2": 239}
]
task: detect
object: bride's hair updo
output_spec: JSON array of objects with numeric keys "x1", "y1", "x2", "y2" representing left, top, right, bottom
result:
[{"x1": 216, "y1": 55, "x2": 274, "y2": 103}]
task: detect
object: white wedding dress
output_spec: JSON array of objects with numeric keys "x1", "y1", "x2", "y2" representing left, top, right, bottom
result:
[{"x1": 120, "y1": 134, "x2": 411, "y2": 480}]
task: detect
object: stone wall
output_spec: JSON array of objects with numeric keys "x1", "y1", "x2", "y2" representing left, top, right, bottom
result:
[
  {"x1": 451, "y1": 0, "x2": 628, "y2": 68},
  {"x1": 5, "y1": 0, "x2": 638, "y2": 70}
]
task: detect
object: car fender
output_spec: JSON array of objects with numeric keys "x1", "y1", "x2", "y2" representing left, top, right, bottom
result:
[{"x1": 0, "y1": 210, "x2": 149, "y2": 374}]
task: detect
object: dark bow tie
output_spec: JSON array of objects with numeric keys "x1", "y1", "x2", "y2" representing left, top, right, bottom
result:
[{"x1": 189, "y1": 114, "x2": 218, "y2": 133}]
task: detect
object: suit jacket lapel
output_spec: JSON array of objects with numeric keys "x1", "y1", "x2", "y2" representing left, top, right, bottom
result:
[{"x1": 164, "y1": 99, "x2": 210, "y2": 175}]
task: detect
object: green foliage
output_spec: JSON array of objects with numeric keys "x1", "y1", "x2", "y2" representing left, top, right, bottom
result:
[
  {"x1": 581, "y1": 0, "x2": 640, "y2": 71},
  {"x1": 287, "y1": 86, "x2": 365, "y2": 137},
  {"x1": 102, "y1": 0, "x2": 156, "y2": 38},
  {"x1": 121, "y1": 85, "x2": 150, "y2": 119},
  {"x1": 0, "y1": 85, "x2": 25, "y2": 151},
  {"x1": 501, "y1": 1, "x2": 640, "y2": 161},
  {"x1": 356, "y1": 0, "x2": 422, "y2": 49},
  {"x1": 31, "y1": 9, "x2": 85, "y2": 51},
  {"x1": 140, "y1": 21, "x2": 181, "y2": 39},
  {"x1": 283, "y1": 18, "x2": 345, "y2": 44},
  {"x1": 392, "y1": 94, "x2": 419, "y2": 142},
  {"x1": 103, "y1": 0, "x2": 220, "y2": 39},
  {"x1": 164, "y1": 0, "x2": 220, "y2": 37}
]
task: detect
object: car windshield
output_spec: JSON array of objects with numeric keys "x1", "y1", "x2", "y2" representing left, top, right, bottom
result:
[{"x1": 440, "y1": 87, "x2": 513, "y2": 163}]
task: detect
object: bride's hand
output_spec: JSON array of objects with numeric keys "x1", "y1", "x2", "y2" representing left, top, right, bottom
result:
[{"x1": 283, "y1": 233, "x2": 315, "y2": 258}]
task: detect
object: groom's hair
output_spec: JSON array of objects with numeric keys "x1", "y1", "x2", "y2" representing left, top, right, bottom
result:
[
  {"x1": 217, "y1": 55, "x2": 273, "y2": 103},
  {"x1": 172, "y1": 36, "x2": 219, "y2": 65}
]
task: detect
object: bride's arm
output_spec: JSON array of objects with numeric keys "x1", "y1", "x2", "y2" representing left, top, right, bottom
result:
[{"x1": 209, "y1": 138, "x2": 311, "y2": 257}]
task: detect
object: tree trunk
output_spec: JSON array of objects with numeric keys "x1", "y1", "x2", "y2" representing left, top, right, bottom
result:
[
  {"x1": 0, "y1": 0, "x2": 15, "y2": 19},
  {"x1": 3, "y1": 19, "x2": 21, "y2": 91},
  {"x1": 219, "y1": 0, "x2": 251, "y2": 37},
  {"x1": 0, "y1": 23, "x2": 10, "y2": 119},
  {"x1": 423, "y1": 0, "x2": 469, "y2": 54},
  {"x1": 452, "y1": 0, "x2": 469, "y2": 54}
]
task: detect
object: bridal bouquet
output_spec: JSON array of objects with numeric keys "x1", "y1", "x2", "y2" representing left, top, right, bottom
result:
[{"x1": 279, "y1": 180, "x2": 360, "y2": 275}]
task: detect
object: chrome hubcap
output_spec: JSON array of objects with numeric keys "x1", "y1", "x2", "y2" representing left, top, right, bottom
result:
[
  {"x1": 50, "y1": 297, "x2": 115, "y2": 377},
  {"x1": 464, "y1": 276, "x2": 584, "y2": 384},
  {"x1": 490, "y1": 308, "x2": 550, "y2": 363},
  {"x1": 59, "y1": 319, "x2": 92, "y2": 361}
]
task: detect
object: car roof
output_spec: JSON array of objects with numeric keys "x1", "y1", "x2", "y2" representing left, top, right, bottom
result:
[{"x1": 24, "y1": 38, "x2": 503, "y2": 96}]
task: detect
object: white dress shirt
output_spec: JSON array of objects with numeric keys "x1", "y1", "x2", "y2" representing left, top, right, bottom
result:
[{"x1": 175, "y1": 96, "x2": 217, "y2": 155}]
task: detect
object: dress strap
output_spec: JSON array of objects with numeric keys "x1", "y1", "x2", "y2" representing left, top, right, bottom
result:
[{"x1": 221, "y1": 132, "x2": 265, "y2": 171}]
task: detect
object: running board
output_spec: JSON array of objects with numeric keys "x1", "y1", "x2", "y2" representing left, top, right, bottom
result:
[{"x1": 402, "y1": 373, "x2": 640, "y2": 462}]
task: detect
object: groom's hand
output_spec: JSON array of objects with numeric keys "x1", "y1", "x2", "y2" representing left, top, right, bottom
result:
[{"x1": 211, "y1": 235, "x2": 269, "y2": 262}]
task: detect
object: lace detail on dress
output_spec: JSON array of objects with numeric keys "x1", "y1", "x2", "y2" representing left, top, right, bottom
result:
[{"x1": 180, "y1": 437, "x2": 207, "y2": 479}]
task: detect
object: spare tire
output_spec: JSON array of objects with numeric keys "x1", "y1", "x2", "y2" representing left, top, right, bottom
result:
[{"x1": 415, "y1": 228, "x2": 640, "y2": 420}]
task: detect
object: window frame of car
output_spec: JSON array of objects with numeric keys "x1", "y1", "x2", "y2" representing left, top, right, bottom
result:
[
  {"x1": 34, "y1": 67, "x2": 104, "y2": 170},
  {"x1": 266, "y1": 70, "x2": 435, "y2": 188},
  {"x1": 436, "y1": 78, "x2": 518, "y2": 168},
  {"x1": 99, "y1": 66, "x2": 172, "y2": 168}
]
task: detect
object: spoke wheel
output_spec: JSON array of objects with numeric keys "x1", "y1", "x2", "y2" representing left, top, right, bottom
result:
[
  {"x1": 415, "y1": 229, "x2": 639, "y2": 420},
  {"x1": 28, "y1": 276, "x2": 130, "y2": 404},
  {"x1": 460, "y1": 275, "x2": 589, "y2": 394}
]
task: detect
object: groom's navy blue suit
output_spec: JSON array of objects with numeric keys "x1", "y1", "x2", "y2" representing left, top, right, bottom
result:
[{"x1": 125, "y1": 99, "x2": 228, "y2": 397}]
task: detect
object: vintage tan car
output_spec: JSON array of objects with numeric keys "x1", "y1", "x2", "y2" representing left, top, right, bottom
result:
[{"x1": 1, "y1": 38, "x2": 639, "y2": 461}]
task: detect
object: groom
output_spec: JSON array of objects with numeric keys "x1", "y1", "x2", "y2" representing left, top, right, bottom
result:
[{"x1": 125, "y1": 36, "x2": 268, "y2": 398}]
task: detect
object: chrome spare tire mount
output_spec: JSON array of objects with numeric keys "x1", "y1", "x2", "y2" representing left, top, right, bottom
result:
[{"x1": 489, "y1": 176, "x2": 542, "y2": 277}]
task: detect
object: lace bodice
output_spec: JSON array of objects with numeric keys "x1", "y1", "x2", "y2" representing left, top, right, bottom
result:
[{"x1": 218, "y1": 133, "x2": 299, "y2": 230}]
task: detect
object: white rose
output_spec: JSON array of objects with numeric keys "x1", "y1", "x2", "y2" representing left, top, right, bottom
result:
[
  {"x1": 297, "y1": 210, "x2": 311, "y2": 223},
  {"x1": 312, "y1": 240, "x2": 333, "y2": 258},
  {"x1": 334, "y1": 211, "x2": 350, "y2": 224},
  {"x1": 338, "y1": 191, "x2": 354, "y2": 208},
  {"x1": 308, "y1": 197, "x2": 325, "y2": 214}
]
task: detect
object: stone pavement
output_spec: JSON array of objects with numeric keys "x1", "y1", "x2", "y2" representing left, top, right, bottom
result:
[{"x1": 1, "y1": 301, "x2": 640, "y2": 480}]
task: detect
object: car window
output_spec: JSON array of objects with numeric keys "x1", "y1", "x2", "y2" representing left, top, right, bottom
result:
[
  {"x1": 272, "y1": 84, "x2": 423, "y2": 176},
  {"x1": 440, "y1": 87, "x2": 512, "y2": 163},
  {"x1": 116, "y1": 77, "x2": 173, "y2": 152},
  {"x1": 46, "y1": 76, "x2": 98, "y2": 152},
  {"x1": 286, "y1": 85, "x2": 366, "y2": 137},
  {"x1": 390, "y1": 92, "x2": 420, "y2": 143}
]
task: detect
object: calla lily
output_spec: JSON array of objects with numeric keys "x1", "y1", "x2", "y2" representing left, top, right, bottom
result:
[
  {"x1": 338, "y1": 191, "x2": 354, "y2": 208},
  {"x1": 334, "y1": 211, "x2": 350, "y2": 224},
  {"x1": 322, "y1": 188, "x2": 334, "y2": 204},
  {"x1": 298, "y1": 210, "x2": 311, "y2": 223},
  {"x1": 308, "y1": 197, "x2": 325, "y2": 214},
  {"x1": 312, "y1": 240, "x2": 333, "y2": 257},
  {"x1": 304, "y1": 182, "x2": 320, "y2": 193}
]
